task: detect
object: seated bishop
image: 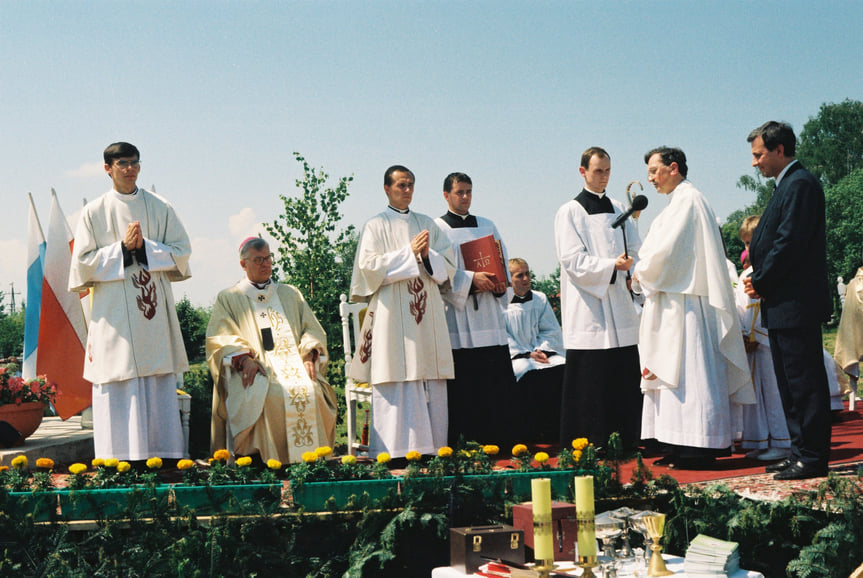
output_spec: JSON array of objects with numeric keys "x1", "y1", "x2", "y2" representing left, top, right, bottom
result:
[
  {"x1": 207, "y1": 237, "x2": 337, "y2": 464},
  {"x1": 504, "y1": 258, "x2": 566, "y2": 443}
]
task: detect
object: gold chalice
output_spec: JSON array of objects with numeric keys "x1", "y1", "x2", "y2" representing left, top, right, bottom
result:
[{"x1": 643, "y1": 513, "x2": 673, "y2": 576}]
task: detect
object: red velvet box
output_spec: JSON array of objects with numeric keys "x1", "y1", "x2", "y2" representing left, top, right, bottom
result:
[{"x1": 511, "y1": 501, "x2": 578, "y2": 562}]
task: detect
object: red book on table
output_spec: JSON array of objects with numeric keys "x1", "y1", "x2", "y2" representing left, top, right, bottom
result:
[{"x1": 460, "y1": 234, "x2": 507, "y2": 284}]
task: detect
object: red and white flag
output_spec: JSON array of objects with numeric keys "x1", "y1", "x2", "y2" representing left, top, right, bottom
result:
[{"x1": 37, "y1": 189, "x2": 91, "y2": 419}]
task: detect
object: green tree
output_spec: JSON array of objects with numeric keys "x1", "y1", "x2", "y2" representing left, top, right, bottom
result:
[
  {"x1": 0, "y1": 297, "x2": 25, "y2": 359},
  {"x1": 264, "y1": 153, "x2": 357, "y2": 386},
  {"x1": 798, "y1": 99, "x2": 863, "y2": 186},
  {"x1": 720, "y1": 171, "x2": 775, "y2": 273},
  {"x1": 825, "y1": 168, "x2": 863, "y2": 313},
  {"x1": 175, "y1": 296, "x2": 209, "y2": 364},
  {"x1": 532, "y1": 265, "x2": 562, "y2": 324}
]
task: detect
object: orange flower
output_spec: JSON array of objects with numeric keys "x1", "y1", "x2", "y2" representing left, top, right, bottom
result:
[
  {"x1": 483, "y1": 445, "x2": 500, "y2": 456},
  {"x1": 213, "y1": 449, "x2": 231, "y2": 462},
  {"x1": 512, "y1": 444, "x2": 529, "y2": 457},
  {"x1": 36, "y1": 457, "x2": 54, "y2": 469},
  {"x1": 405, "y1": 451, "x2": 422, "y2": 462},
  {"x1": 177, "y1": 459, "x2": 195, "y2": 470},
  {"x1": 571, "y1": 438, "x2": 589, "y2": 451}
]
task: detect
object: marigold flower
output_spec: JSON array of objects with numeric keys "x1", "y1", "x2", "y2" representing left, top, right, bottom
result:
[
  {"x1": 573, "y1": 450, "x2": 583, "y2": 462},
  {"x1": 534, "y1": 452, "x2": 550, "y2": 464},
  {"x1": 0, "y1": 466, "x2": 8, "y2": 472},
  {"x1": 405, "y1": 450, "x2": 422, "y2": 462},
  {"x1": 236, "y1": 456, "x2": 253, "y2": 467},
  {"x1": 267, "y1": 459, "x2": 282, "y2": 470},
  {"x1": 437, "y1": 446, "x2": 453, "y2": 458},
  {"x1": 11, "y1": 455, "x2": 28, "y2": 469},
  {"x1": 376, "y1": 452, "x2": 391, "y2": 464},
  {"x1": 104, "y1": 458, "x2": 120, "y2": 468},
  {"x1": 512, "y1": 444, "x2": 529, "y2": 457},
  {"x1": 213, "y1": 449, "x2": 231, "y2": 462},
  {"x1": 315, "y1": 446, "x2": 333, "y2": 458},
  {"x1": 483, "y1": 445, "x2": 500, "y2": 456},
  {"x1": 302, "y1": 451, "x2": 318, "y2": 463},
  {"x1": 177, "y1": 459, "x2": 195, "y2": 470},
  {"x1": 92, "y1": 458, "x2": 105, "y2": 468},
  {"x1": 571, "y1": 438, "x2": 589, "y2": 451},
  {"x1": 69, "y1": 463, "x2": 88, "y2": 475},
  {"x1": 146, "y1": 457, "x2": 163, "y2": 470},
  {"x1": 117, "y1": 461, "x2": 131, "y2": 473},
  {"x1": 36, "y1": 457, "x2": 54, "y2": 469},
  {"x1": 341, "y1": 455, "x2": 357, "y2": 466}
]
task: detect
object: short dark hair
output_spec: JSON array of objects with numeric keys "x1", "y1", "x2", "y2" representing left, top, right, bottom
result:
[
  {"x1": 384, "y1": 165, "x2": 415, "y2": 186},
  {"x1": 644, "y1": 146, "x2": 688, "y2": 178},
  {"x1": 104, "y1": 142, "x2": 140, "y2": 165},
  {"x1": 443, "y1": 172, "x2": 472, "y2": 192},
  {"x1": 581, "y1": 147, "x2": 610, "y2": 169},
  {"x1": 747, "y1": 121, "x2": 796, "y2": 157}
]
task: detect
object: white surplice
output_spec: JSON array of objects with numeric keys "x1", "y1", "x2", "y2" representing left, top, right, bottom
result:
[
  {"x1": 735, "y1": 267, "x2": 791, "y2": 450},
  {"x1": 554, "y1": 196, "x2": 641, "y2": 350},
  {"x1": 434, "y1": 215, "x2": 509, "y2": 349},
  {"x1": 504, "y1": 291, "x2": 566, "y2": 381},
  {"x1": 350, "y1": 208, "x2": 456, "y2": 457},
  {"x1": 636, "y1": 181, "x2": 754, "y2": 449},
  {"x1": 69, "y1": 188, "x2": 190, "y2": 459}
]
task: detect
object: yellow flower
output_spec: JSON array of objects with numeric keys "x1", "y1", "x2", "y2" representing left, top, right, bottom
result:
[
  {"x1": 315, "y1": 446, "x2": 333, "y2": 458},
  {"x1": 236, "y1": 456, "x2": 253, "y2": 467},
  {"x1": 571, "y1": 438, "x2": 589, "y2": 451},
  {"x1": 92, "y1": 458, "x2": 105, "y2": 468},
  {"x1": 117, "y1": 461, "x2": 132, "y2": 473},
  {"x1": 36, "y1": 457, "x2": 54, "y2": 469},
  {"x1": 458, "y1": 449, "x2": 472, "y2": 459},
  {"x1": 267, "y1": 459, "x2": 282, "y2": 470},
  {"x1": 437, "y1": 446, "x2": 453, "y2": 458},
  {"x1": 213, "y1": 449, "x2": 231, "y2": 462},
  {"x1": 483, "y1": 445, "x2": 500, "y2": 456},
  {"x1": 146, "y1": 457, "x2": 163, "y2": 470},
  {"x1": 405, "y1": 451, "x2": 422, "y2": 462},
  {"x1": 573, "y1": 450, "x2": 583, "y2": 462},
  {"x1": 11, "y1": 455, "x2": 28, "y2": 469},
  {"x1": 302, "y1": 451, "x2": 318, "y2": 463},
  {"x1": 512, "y1": 444, "x2": 529, "y2": 457},
  {"x1": 341, "y1": 455, "x2": 357, "y2": 466},
  {"x1": 0, "y1": 466, "x2": 8, "y2": 473},
  {"x1": 535, "y1": 452, "x2": 550, "y2": 464},
  {"x1": 177, "y1": 459, "x2": 195, "y2": 470},
  {"x1": 69, "y1": 463, "x2": 88, "y2": 475},
  {"x1": 376, "y1": 452, "x2": 391, "y2": 464},
  {"x1": 104, "y1": 458, "x2": 119, "y2": 468}
]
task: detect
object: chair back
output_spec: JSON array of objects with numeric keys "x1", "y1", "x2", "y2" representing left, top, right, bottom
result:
[{"x1": 339, "y1": 294, "x2": 367, "y2": 383}]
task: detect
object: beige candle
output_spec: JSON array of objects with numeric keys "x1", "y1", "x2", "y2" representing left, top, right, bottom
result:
[
  {"x1": 574, "y1": 475, "x2": 596, "y2": 558},
  {"x1": 531, "y1": 478, "x2": 554, "y2": 562}
]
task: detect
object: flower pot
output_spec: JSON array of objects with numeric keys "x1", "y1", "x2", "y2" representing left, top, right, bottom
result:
[
  {"x1": 6, "y1": 490, "x2": 57, "y2": 522},
  {"x1": 292, "y1": 479, "x2": 399, "y2": 512},
  {"x1": 172, "y1": 483, "x2": 282, "y2": 515},
  {"x1": 0, "y1": 402, "x2": 45, "y2": 445},
  {"x1": 57, "y1": 486, "x2": 171, "y2": 520}
]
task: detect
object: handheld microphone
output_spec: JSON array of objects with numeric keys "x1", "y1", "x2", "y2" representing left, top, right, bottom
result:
[{"x1": 611, "y1": 194, "x2": 648, "y2": 229}]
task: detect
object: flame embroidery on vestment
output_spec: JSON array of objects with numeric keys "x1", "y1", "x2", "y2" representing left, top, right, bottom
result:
[
  {"x1": 408, "y1": 278, "x2": 427, "y2": 324},
  {"x1": 132, "y1": 268, "x2": 158, "y2": 320}
]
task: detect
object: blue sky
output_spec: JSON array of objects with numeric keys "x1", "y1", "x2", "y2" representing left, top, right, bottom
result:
[{"x1": 2, "y1": 1, "x2": 862, "y2": 308}]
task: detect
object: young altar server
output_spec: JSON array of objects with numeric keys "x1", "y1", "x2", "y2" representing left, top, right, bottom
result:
[
  {"x1": 69, "y1": 142, "x2": 190, "y2": 462},
  {"x1": 554, "y1": 147, "x2": 643, "y2": 450},
  {"x1": 349, "y1": 165, "x2": 456, "y2": 458}
]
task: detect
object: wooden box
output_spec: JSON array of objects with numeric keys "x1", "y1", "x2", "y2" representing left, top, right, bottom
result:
[
  {"x1": 450, "y1": 524, "x2": 525, "y2": 574},
  {"x1": 511, "y1": 501, "x2": 578, "y2": 562}
]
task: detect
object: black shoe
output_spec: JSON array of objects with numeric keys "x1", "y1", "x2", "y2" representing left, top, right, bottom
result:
[
  {"x1": 773, "y1": 461, "x2": 828, "y2": 481},
  {"x1": 653, "y1": 455, "x2": 677, "y2": 467},
  {"x1": 669, "y1": 456, "x2": 715, "y2": 470},
  {"x1": 765, "y1": 458, "x2": 795, "y2": 473}
]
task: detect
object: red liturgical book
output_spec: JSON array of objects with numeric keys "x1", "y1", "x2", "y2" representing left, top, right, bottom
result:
[{"x1": 460, "y1": 234, "x2": 507, "y2": 283}]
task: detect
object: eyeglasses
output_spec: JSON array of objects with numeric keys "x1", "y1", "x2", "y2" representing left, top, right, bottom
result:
[
  {"x1": 114, "y1": 160, "x2": 141, "y2": 169},
  {"x1": 249, "y1": 254, "x2": 273, "y2": 265}
]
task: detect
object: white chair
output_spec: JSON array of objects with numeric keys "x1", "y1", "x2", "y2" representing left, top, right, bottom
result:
[{"x1": 340, "y1": 294, "x2": 373, "y2": 455}]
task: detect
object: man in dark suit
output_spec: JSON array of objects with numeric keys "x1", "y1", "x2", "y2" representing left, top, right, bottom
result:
[{"x1": 743, "y1": 121, "x2": 833, "y2": 480}]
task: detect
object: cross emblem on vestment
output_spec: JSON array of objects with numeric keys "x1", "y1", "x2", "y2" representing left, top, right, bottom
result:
[
  {"x1": 258, "y1": 295, "x2": 267, "y2": 302},
  {"x1": 259, "y1": 312, "x2": 267, "y2": 319}
]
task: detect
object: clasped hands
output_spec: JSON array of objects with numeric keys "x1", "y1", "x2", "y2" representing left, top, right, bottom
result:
[
  {"x1": 238, "y1": 353, "x2": 318, "y2": 388},
  {"x1": 124, "y1": 221, "x2": 144, "y2": 251}
]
